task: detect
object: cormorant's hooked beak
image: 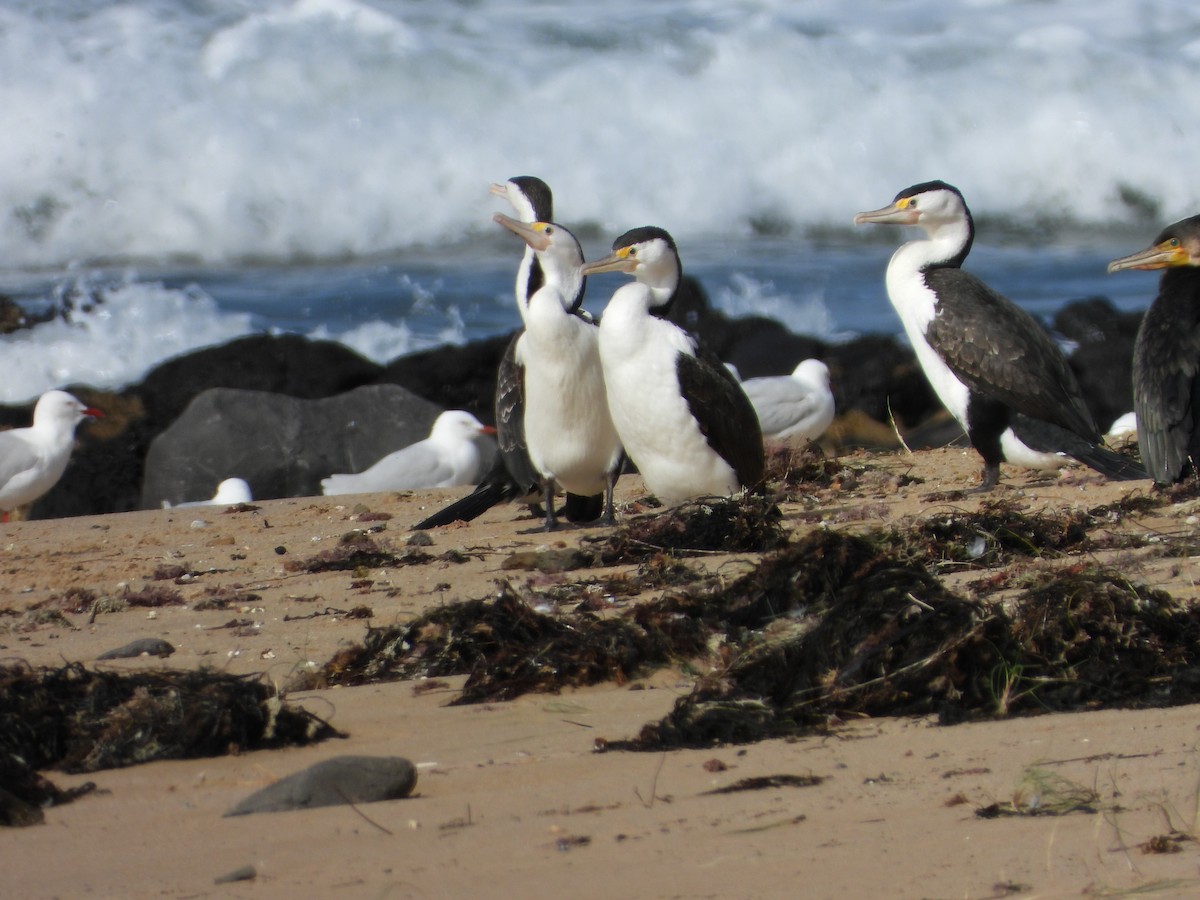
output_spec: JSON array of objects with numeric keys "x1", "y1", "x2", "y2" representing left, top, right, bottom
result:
[
  {"x1": 493, "y1": 213, "x2": 551, "y2": 252},
  {"x1": 1107, "y1": 242, "x2": 1187, "y2": 273},
  {"x1": 579, "y1": 247, "x2": 637, "y2": 277},
  {"x1": 853, "y1": 198, "x2": 920, "y2": 227}
]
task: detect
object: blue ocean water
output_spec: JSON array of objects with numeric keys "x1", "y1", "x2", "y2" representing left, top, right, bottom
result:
[{"x1": 0, "y1": 0, "x2": 1196, "y2": 402}]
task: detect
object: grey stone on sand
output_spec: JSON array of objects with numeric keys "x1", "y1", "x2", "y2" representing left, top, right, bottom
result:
[
  {"x1": 142, "y1": 384, "x2": 494, "y2": 507},
  {"x1": 224, "y1": 755, "x2": 418, "y2": 817},
  {"x1": 97, "y1": 638, "x2": 176, "y2": 660}
]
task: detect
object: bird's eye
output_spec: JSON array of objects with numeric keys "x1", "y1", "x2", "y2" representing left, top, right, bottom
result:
[
  {"x1": 628, "y1": 247, "x2": 637, "y2": 257},
  {"x1": 544, "y1": 225, "x2": 554, "y2": 235},
  {"x1": 1170, "y1": 238, "x2": 1180, "y2": 247},
  {"x1": 909, "y1": 198, "x2": 919, "y2": 209}
]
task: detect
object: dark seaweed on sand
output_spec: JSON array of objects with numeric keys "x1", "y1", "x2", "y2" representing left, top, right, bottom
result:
[
  {"x1": 292, "y1": 490, "x2": 1200, "y2": 750},
  {"x1": 590, "y1": 494, "x2": 787, "y2": 564},
  {"x1": 294, "y1": 581, "x2": 709, "y2": 704},
  {"x1": 623, "y1": 532, "x2": 1200, "y2": 749},
  {"x1": 896, "y1": 498, "x2": 1093, "y2": 568},
  {"x1": 1004, "y1": 567, "x2": 1200, "y2": 711},
  {"x1": 0, "y1": 663, "x2": 341, "y2": 822},
  {"x1": 284, "y1": 533, "x2": 434, "y2": 572},
  {"x1": 623, "y1": 530, "x2": 1010, "y2": 747}
]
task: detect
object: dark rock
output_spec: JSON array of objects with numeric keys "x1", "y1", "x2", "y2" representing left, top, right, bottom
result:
[
  {"x1": 141, "y1": 384, "x2": 478, "y2": 507},
  {"x1": 97, "y1": 638, "x2": 176, "y2": 660},
  {"x1": 381, "y1": 332, "x2": 514, "y2": 424},
  {"x1": 723, "y1": 318, "x2": 826, "y2": 380},
  {"x1": 1054, "y1": 297, "x2": 1144, "y2": 433},
  {"x1": 0, "y1": 296, "x2": 32, "y2": 334},
  {"x1": 223, "y1": 755, "x2": 417, "y2": 816},
  {"x1": 136, "y1": 333, "x2": 383, "y2": 427},
  {"x1": 827, "y1": 335, "x2": 938, "y2": 430},
  {"x1": 29, "y1": 334, "x2": 385, "y2": 519}
]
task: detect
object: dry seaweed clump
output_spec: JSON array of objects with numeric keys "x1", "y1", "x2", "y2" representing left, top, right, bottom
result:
[
  {"x1": 285, "y1": 533, "x2": 436, "y2": 573},
  {"x1": 0, "y1": 662, "x2": 341, "y2": 826},
  {"x1": 622, "y1": 530, "x2": 1010, "y2": 748},
  {"x1": 619, "y1": 533, "x2": 1200, "y2": 750},
  {"x1": 591, "y1": 494, "x2": 787, "y2": 564},
  {"x1": 1002, "y1": 567, "x2": 1200, "y2": 712},
  {"x1": 895, "y1": 498, "x2": 1092, "y2": 568},
  {"x1": 0, "y1": 663, "x2": 341, "y2": 778},
  {"x1": 294, "y1": 581, "x2": 709, "y2": 703}
]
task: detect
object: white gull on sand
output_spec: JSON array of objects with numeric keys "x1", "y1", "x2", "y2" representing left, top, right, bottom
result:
[
  {"x1": 163, "y1": 477, "x2": 254, "y2": 508},
  {"x1": 740, "y1": 359, "x2": 835, "y2": 441},
  {"x1": 0, "y1": 390, "x2": 103, "y2": 519},
  {"x1": 321, "y1": 410, "x2": 495, "y2": 496}
]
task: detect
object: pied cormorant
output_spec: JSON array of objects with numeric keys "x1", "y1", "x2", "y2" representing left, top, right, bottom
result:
[
  {"x1": 582, "y1": 227, "x2": 764, "y2": 505},
  {"x1": 494, "y1": 213, "x2": 623, "y2": 529},
  {"x1": 854, "y1": 180, "x2": 1144, "y2": 489}
]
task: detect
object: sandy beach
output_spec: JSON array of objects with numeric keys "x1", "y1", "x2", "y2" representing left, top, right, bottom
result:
[{"x1": 4, "y1": 444, "x2": 1200, "y2": 899}]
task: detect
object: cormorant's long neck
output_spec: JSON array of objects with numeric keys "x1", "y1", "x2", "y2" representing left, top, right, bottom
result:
[
  {"x1": 534, "y1": 248, "x2": 586, "y2": 316},
  {"x1": 514, "y1": 189, "x2": 553, "y2": 316},
  {"x1": 919, "y1": 213, "x2": 974, "y2": 271},
  {"x1": 646, "y1": 254, "x2": 682, "y2": 319},
  {"x1": 1159, "y1": 266, "x2": 1200, "y2": 315}
]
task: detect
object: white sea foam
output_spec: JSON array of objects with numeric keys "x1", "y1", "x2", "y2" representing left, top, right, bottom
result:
[
  {"x1": 1, "y1": 0, "x2": 1198, "y2": 269},
  {"x1": 0, "y1": 274, "x2": 256, "y2": 403},
  {"x1": 715, "y1": 273, "x2": 844, "y2": 342}
]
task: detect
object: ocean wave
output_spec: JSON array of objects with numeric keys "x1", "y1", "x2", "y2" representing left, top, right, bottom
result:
[{"x1": 1, "y1": 0, "x2": 1198, "y2": 267}]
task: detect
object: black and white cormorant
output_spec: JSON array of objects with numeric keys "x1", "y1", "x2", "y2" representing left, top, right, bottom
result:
[
  {"x1": 1107, "y1": 216, "x2": 1200, "y2": 484},
  {"x1": 854, "y1": 180, "x2": 1145, "y2": 490},
  {"x1": 414, "y1": 177, "x2": 547, "y2": 528},
  {"x1": 494, "y1": 213, "x2": 623, "y2": 529},
  {"x1": 582, "y1": 227, "x2": 764, "y2": 505},
  {"x1": 414, "y1": 177, "x2": 608, "y2": 529}
]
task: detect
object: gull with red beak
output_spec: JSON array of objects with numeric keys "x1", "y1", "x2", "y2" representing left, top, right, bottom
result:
[{"x1": 0, "y1": 389, "x2": 103, "y2": 521}]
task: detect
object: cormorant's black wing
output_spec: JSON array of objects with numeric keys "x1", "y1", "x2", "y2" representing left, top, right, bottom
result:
[
  {"x1": 924, "y1": 268, "x2": 1099, "y2": 440},
  {"x1": 1133, "y1": 272, "x2": 1200, "y2": 483},
  {"x1": 675, "y1": 343, "x2": 765, "y2": 490}
]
